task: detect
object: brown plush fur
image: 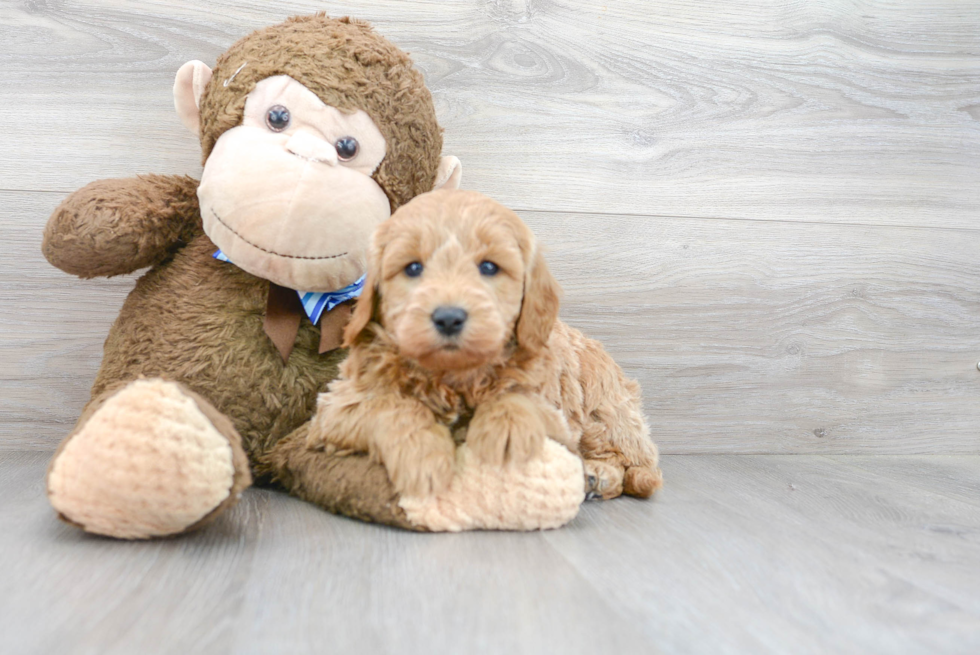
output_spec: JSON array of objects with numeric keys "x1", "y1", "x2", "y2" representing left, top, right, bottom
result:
[
  {"x1": 308, "y1": 190, "x2": 662, "y2": 500},
  {"x1": 46, "y1": 177, "x2": 346, "y2": 465},
  {"x1": 265, "y1": 423, "x2": 420, "y2": 531},
  {"x1": 42, "y1": 15, "x2": 442, "y2": 531},
  {"x1": 200, "y1": 14, "x2": 443, "y2": 211},
  {"x1": 42, "y1": 175, "x2": 202, "y2": 279}
]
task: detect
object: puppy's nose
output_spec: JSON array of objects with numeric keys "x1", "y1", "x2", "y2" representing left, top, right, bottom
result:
[{"x1": 431, "y1": 306, "x2": 468, "y2": 337}]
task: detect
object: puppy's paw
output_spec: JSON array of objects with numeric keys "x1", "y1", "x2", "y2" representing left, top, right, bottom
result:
[
  {"x1": 306, "y1": 397, "x2": 342, "y2": 450},
  {"x1": 624, "y1": 464, "x2": 662, "y2": 498},
  {"x1": 384, "y1": 424, "x2": 457, "y2": 497},
  {"x1": 583, "y1": 459, "x2": 625, "y2": 500},
  {"x1": 468, "y1": 394, "x2": 550, "y2": 467}
]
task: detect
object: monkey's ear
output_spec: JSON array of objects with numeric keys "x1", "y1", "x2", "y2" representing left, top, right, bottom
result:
[
  {"x1": 173, "y1": 60, "x2": 213, "y2": 136},
  {"x1": 433, "y1": 156, "x2": 462, "y2": 191}
]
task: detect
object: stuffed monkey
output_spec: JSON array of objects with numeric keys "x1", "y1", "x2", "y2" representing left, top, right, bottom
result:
[{"x1": 42, "y1": 15, "x2": 584, "y2": 539}]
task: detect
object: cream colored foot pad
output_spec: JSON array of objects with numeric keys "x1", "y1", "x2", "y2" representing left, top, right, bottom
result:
[
  {"x1": 48, "y1": 379, "x2": 235, "y2": 539},
  {"x1": 399, "y1": 439, "x2": 585, "y2": 532}
]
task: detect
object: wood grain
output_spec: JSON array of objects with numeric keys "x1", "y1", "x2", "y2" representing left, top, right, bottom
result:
[
  {"x1": 6, "y1": 189, "x2": 978, "y2": 453},
  {"x1": 0, "y1": 452, "x2": 267, "y2": 654},
  {"x1": 4, "y1": 3, "x2": 979, "y2": 653},
  {"x1": 521, "y1": 209, "x2": 980, "y2": 454},
  {"x1": 0, "y1": 191, "x2": 135, "y2": 448},
  {"x1": 3, "y1": 451, "x2": 978, "y2": 654},
  {"x1": 0, "y1": 0, "x2": 977, "y2": 227},
  {"x1": 544, "y1": 454, "x2": 980, "y2": 655},
  {"x1": 225, "y1": 493, "x2": 651, "y2": 654}
]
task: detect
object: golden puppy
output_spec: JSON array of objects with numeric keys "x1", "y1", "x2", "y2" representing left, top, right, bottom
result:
[{"x1": 307, "y1": 190, "x2": 662, "y2": 499}]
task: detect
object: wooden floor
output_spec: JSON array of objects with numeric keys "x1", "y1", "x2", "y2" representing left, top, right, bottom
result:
[
  {"x1": 2, "y1": 451, "x2": 979, "y2": 654},
  {"x1": 1, "y1": 0, "x2": 979, "y2": 653}
]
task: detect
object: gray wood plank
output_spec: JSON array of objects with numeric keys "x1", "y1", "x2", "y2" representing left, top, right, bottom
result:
[
  {"x1": 522, "y1": 209, "x2": 980, "y2": 455},
  {"x1": 544, "y1": 454, "x2": 980, "y2": 655},
  {"x1": 825, "y1": 455, "x2": 980, "y2": 510},
  {"x1": 6, "y1": 189, "x2": 978, "y2": 454},
  {"x1": 0, "y1": 192, "x2": 135, "y2": 448},
  {"x1": 0, "y1": 0, "x2": 977, "y2": 227},
  {"x1": 226, "y1": 493, "x2": 653, "y2": 655},
  {"x1": 0, "y1": 451, "x2": 265, "y2": 655},
  {"x1": 3, "y1": 451, "x2": 978, "y2": 654},
  {"x1": 0, "y1": 450, "x2": 654, "y2": 655}
]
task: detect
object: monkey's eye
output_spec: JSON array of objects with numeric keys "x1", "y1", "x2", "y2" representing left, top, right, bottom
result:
[
  {"x1": 335, "y1": 137, "x2": 359, "y2": 161},
  {"x1": 265, "y1": 105, "x2": 291, "y2": 132},
  {"x1": 404, "y1": 262, "x2": 424, "y2": 277},
  {"x1": 478, "y1": 261, "x2": 500, "y2": 276}
]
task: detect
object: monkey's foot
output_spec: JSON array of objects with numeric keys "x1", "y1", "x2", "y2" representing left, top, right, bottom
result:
[
  {"x1": 47, "y1": 379, "x2": 251, "y2": 539},
  {"x1": 397, "y1": 439, "x2": 585, "y2": 532}
]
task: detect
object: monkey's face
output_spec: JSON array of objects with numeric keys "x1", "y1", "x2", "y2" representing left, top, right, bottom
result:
[
  {"x1": 173, "y1": 17, "x2": 461, "y2": 292},
  {"x1": 197, "y1": 76, "x2": 390, "y2": 291}
]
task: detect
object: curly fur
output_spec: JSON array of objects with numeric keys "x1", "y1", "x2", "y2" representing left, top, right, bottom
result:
[
  {"x1": 42, "y1": 175, "x2": 202, "y2": 279},
  {"x1": 308, "y1": 190, "x2": 662, "y2": 499}
]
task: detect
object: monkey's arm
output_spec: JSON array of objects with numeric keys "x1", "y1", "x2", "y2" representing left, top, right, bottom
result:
[
  {"x1": 263, "y1": 418, "x2": 586, "y2": 533},
  {"x1": 42, "y1": 175, "x2": 202, "y2": 278},
  {"x1": 262, "y1": 422, "x2": 423, "y2": 530}
]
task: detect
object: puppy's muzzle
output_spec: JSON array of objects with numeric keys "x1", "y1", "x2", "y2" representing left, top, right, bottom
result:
[{"x1": 431, "y1": 306, "x2": 467, "y2": 337}]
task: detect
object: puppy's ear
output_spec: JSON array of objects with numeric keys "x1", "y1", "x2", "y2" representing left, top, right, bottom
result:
[
  {"x1": 344, "y1": 279, "x2": 378, "y2": 347},
  {"x1": 516, "y1": 246, "x2": 562, "y2": 354},
  {"x1": 343, "y1": 232, "x2": 386, "y2": 347}
]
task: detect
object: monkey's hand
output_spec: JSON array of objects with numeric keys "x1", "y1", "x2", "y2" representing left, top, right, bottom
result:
[{"x1": 42, "y1": 174, "x2": 202, "y2": 278}]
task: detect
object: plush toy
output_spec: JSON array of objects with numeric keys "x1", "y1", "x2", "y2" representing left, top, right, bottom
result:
[{"x1": 42, "y1": 14, "x2": 585, "y2": 539}]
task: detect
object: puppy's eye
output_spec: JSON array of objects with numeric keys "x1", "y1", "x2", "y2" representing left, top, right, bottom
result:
[
  {"x1": 335, "y1": 137, "x2": 359, "y2": 161},
  {"x1": 404, "y1": 262, "x2": 424, "y2": 277},
  {"x1": 478, "y1": 261, "x2": 500, "y2": 276},
  {"x1": 266, "y1": 105, "x2": 291, "y2": 132}
]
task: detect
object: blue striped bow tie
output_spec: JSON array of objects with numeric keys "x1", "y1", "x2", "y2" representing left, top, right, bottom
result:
[{"x1": 213, "y1": 249, "x2": 365, "y2": 324}]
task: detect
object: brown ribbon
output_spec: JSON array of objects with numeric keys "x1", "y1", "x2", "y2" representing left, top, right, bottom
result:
[
  {"x1": 263, "y1": 282, "x2": 352, "y2": 363},
  {"x1": 318, "y1": 301, "x2": 352, "y2": 354}
]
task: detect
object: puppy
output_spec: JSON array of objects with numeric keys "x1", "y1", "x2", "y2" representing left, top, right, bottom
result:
[{"x1": 307, "y1": 189, "x2": 662, "y2": 499}]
